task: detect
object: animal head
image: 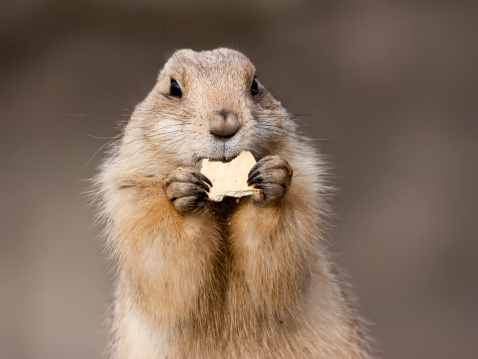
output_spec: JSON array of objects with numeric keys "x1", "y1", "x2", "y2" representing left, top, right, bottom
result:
[{"x1": 121, "y1": 48, "x2": 294, "y2": 170}]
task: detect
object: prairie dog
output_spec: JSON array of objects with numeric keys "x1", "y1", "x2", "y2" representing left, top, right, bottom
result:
[{"x1": 97, "y1": 48, "x2": 370, "y2": 358}]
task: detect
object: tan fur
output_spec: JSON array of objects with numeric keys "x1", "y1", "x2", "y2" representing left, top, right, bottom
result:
[{"x1": 96, "y1": 48, "x2": 371, "y2": 358}]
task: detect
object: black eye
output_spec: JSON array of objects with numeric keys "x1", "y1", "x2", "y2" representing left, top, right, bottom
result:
[
  {"x1": 169, "y1": 79, "x2": 182, "y2": 98},
  {"x1": 251, "y1": 77, "x2": 259, "y2": 96}
]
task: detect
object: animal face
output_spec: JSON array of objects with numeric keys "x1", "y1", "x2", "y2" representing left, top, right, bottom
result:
[{"x1": 127, "y1": 48, "x2": 289, "y2": 167}]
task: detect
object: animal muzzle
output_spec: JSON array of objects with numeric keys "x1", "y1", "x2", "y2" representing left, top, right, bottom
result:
[{"x1": 209, "y1": 109, "x2": 241, "y2": 139}]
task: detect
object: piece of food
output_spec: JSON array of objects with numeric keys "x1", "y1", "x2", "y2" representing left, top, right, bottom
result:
[{"x1": 200, "y1": 151, "x2": 261, "y2": 202}]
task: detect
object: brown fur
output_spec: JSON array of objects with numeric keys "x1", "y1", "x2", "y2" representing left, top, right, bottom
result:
[{"x1": 96, "y1": 48, "x2": 371, "y2": 358}]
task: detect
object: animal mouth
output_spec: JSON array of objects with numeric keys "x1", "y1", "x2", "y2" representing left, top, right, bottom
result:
[
  {"x1": 194, "y1": 137, "x2": 256, "y2": 164},
  {"x1": 209, "y1": 131, "x2": 236, "y2": 140},
  {"x1": 196, "y1": 153, "x2": 237, "y2": 163},
  {"x1": 195, "y1": 138, "x2": 242, "y2": 163}
]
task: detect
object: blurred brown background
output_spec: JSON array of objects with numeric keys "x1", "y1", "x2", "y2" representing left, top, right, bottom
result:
[{"x1": 1, "y1": 1, "x2": 477, "y2": 358}]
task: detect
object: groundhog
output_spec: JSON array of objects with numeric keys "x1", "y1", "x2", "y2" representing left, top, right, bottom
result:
[{"x1": 96, "y1": 48, "x2": 371, "y2": 358}]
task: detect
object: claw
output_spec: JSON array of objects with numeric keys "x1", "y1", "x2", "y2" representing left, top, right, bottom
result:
[
  {"x1": 194, "y1": 179, "x2": 210, "y2": 192},
  {"x1": 253, "y1": 184, "x2": 266, "y2": 190},
  {"x1": 248, "y1": 162, "x2": 261, "y2": 178},
  {"x1": 193, "y1": 187, "x2": 209, "y2": 199},
  {"x1": 247, "y1": 167, "x2": 261, "y2": 182},
  {"x1": 247, "y1": 174, "x2": 262, "y2": 186},
  {"x1": 193, "y1": 172, "x2": 212, "y2": 187}
]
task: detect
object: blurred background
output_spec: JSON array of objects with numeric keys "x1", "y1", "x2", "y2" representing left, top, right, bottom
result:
[{"x1": 1, "y1": 0, "x2": 477, "y2": 358}]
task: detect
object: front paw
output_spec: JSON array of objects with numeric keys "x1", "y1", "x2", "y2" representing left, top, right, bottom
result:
[
  {"x1": 247, "y1": 156, "x2": 293, "y2": 205},
  {"x1": 164, "y1": 168, "x2": 212, "y2": 214}
]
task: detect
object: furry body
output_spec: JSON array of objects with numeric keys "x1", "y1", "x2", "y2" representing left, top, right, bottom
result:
[{"x1": 97, "y1": 48, "x2": 370, "y2": 358}]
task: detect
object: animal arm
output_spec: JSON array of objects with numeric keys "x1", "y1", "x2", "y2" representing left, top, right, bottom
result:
[
  {"x1": 228, "y1": 166, "x2": 320, "y2": 316},
  {"x1": 108, "y1": 183, "x2": 224, "y2": 324}
]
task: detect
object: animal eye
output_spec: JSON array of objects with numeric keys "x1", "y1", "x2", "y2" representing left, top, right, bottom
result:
[
  {"x1": 169, "y1": 79, "x2": 182, "y2": 98},
  {"x1": 251, "y1": 77, "x2": 259, "y2": 96}
]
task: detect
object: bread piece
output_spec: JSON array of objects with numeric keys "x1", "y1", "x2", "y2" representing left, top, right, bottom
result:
[{"x1": 200, "y1": 151, "x2": 261, "y2": 202}]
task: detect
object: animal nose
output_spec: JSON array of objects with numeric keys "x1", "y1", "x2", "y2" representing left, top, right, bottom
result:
[{"x1": 209, "y1": 109, "x2": 241, "y2": 139}]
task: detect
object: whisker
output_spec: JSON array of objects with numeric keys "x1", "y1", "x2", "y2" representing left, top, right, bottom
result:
[
  {"x1": 257, "y1": 124, "x2": 313, "y2": 142},
  {"x1": 85, "y1": 137, "x2": 119, "y2": 167},
  {"x1": 257, "y1": 124, "x2": 339, "y2": 145},
  {"x1": 86, "y1": 134, "x2": 119, "y2": 140},
  {"x1": 120, "y1": 127, "x2": 194, "y2": 149}
]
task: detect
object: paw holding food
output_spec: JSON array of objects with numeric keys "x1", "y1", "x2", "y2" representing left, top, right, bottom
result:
[
  {"x1": 247, "y1": 155, "x2": 293, "y2": 205},
  {"x1": 164, "y1": 168, "x2": 212, "y2": 213},
  {"x1": 200, "y1": 151, "x2": 261, "y2": 202}
]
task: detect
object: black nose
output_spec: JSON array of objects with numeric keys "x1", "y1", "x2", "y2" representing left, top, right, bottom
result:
[{"x1": 209, "y1": 109, "x2": 241, "y2": 139}]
